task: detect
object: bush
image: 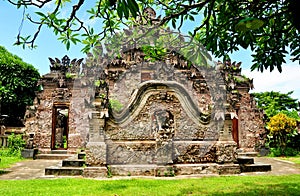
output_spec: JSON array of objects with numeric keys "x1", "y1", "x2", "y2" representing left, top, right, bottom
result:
[
  {"x1": 269, "y1": 147, "x2": 299, "y2": 157},
  {"x1": 266, "y1": 113, "x2": 299, "y2": 156},
  {"x1": 6, "y1": 133, "x2": 25, "y2": 157}
]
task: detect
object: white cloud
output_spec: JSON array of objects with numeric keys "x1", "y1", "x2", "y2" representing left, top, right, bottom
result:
[
  {"x1": 82, "y1": 17, "x2": 98, "y2": 26},
  {"x1": 242, "y1": 62, "x2": 300, "y2": 100}
]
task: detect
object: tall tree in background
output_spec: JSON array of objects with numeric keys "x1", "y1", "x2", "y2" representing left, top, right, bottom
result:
[
  {"x1": 6, "y1": 0, "x2": 300, "y2": 72},
  {"x1": 0, "y1": 46, "x2": 40, "y2": 126},
  {"x1": 252, "y1": 91, "x2": 299, "y2": 118},
  {"x1": 253, "y1": 91, "x2": 300, "y2": 156}
]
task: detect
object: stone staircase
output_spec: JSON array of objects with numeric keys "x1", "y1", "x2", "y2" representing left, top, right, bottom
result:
[
  {"x1": 41, "y1": 151, "x2": 271, "y2": 177},
  {"x1": 237, "y1": 152, "x2": 271, "y2": 173},
  {"x1": 44, "y1": 152, "x2": 86, "y2": 176},
  {"x1": 35, "y1": 150, "x2": 73, "y2": 160}
]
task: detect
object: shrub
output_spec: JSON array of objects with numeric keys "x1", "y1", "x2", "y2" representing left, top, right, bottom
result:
[
  {"x1": 6, "y1": 133, "x2": 25, "y2": 156},
  {"x1": 269, "y1": 147, "x2": 299, "y2": 157},
  {"x1": 267, "y1": 113, "x2": 297, "y2": 134},
  {"x1": 266, "y1": 112, "x2": 299, "y2": 156}
]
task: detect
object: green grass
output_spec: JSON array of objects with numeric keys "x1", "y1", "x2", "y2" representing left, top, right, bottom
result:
[
  {"x1": 277, "y1": 156, "x2": 300, "y2": 164},
  {"x1": 0, "y1": 155, "x2": 23, "y2": 175},
  {"x1": 1, "y1": 175, "x2": 300, "y2": 195},
  {"x1": 0, "y1": 156, "x2": 22, "y2": 169},
  {"x1": 0, "y1": 148, "x2": 24, "y2": 172}
]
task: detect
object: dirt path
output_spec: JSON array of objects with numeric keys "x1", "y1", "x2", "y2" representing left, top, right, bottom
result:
[
  {"x1": 1, "y1": 157, "x2": 300, "y2": 180},
  {"x1": 0, "y1": 159, "x2": 61, "y2": 180},
  {"x1": 242, "y1": 157, "x2": 300, "y2": 176}
]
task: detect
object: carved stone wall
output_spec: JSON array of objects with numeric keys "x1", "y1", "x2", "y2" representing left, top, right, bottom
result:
[
  {"x1": 24, "y1": 52, "x2": 264, "y2": 163},
  {"x1": 238, "y1": 88, "x2": 265, "y2": 151}
]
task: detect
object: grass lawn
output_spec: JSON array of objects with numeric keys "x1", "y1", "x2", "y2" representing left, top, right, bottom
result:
[
  {"x1": 0, "y1": 148, "x2": 24, "y2": 174},
  {"x1": 277, "y1": 156, "x2": 300, "y2": 165},
  {"x1": 0, "y1": 156, "x2": 23, "y2": 169},
  {"x1": 1, "y1": 175, "x2": 300, "y2": 195}
]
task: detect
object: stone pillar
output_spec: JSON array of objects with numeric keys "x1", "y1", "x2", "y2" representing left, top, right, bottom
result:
[
  {"x1": 156, "y1": 141, "x2": 173, "y2": 165},
  {"x1": 219, "y1": 113, "x2": 234, "y2": 141},
  {"x1": 85, "y1": 112, "x2": 107, "y2": 166}
]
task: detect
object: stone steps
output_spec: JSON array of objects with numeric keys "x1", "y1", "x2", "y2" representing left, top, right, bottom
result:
[
  {"x1": 238, "y1": 152, "x2": 259, "y2": 157},
  {"x1": 236, "y1": 157, "x2": 254, "y2": 164},
  {"x1": 42, "y1": 150, "x2": 271, "y2": 177},
  {"x1": 51, "y1": 150, "x2": 68, "y2": 154},
  {"x1": 36, "y1": 154, "x2": 73, "y2": 160},
  {"x1": 45, "y1": 166, "x2": 84, "y2": 176},
  {"x1": 62, "y1": 159, "x2": 86, "y2": 167},
  {"x1": 45, "y1": 152, "x2": 86, "y2": 176},
  {"x1": 107, "y1": 163, "x2": 242, "y2": 177},
  {"x1": 240, "y1": 164, "x2": 272, "y2": 173},
  {"x1": 236, "y1": 153, "x2": 271, "y2": 173}
]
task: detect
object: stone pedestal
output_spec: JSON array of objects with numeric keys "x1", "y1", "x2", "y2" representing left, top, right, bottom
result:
[
  {"x1": 215, "y1": 141, "x2": 238, "y2": 164},
  {"x1": 156, "y1": 141, "x2": 173, "y2": 165},
  {"x1": 86, "y1": 142, "x2": 107, "y2": 166},
  {"x1": 21, "y1": 148, "x2": 38, "y2": 159}
]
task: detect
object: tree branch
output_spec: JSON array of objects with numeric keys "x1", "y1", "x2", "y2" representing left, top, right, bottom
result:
[
  {"x1": 159, "y1": 0, "x2": 210, "y2": 26},
  {"x1": 7, "y1": 0, "x2": 52, "y2": 8}
]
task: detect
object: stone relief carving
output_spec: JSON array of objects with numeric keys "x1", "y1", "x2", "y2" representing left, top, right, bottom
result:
[
  {"x1": 52, "y1": 88, "x2": 71, "y2": 102},
  {"x1": 152, "y1": 109, "x2": 175, "y2": 143},
  {"x1": 174, "y1": 143, "x2": 216, "y2": 163},
  {"x1": 93, "y1": 71, "x2": 109, "y2": 118}
]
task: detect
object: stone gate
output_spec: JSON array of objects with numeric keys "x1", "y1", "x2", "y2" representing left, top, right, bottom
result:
[{"x1": 24, "y1": 32, "x2": 265, "y2": 177}]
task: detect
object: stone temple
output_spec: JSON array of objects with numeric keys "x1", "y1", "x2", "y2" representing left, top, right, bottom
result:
[
  {"x1": 23, "y1": 10, "x2": 266, "y2": 176},
  {"x1": 23, "y1": 46, "x2": 265, "y2": 176}
]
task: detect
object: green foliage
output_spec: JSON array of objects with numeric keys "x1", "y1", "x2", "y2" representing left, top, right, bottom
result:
[
  {"x1": 0, "y1": 46, "x2": 40, "y2": 122},
  {"x1": 65, "y1": 72, "x2": 77, "y2": 79},
  {"x1": 142, "y1": 46, "x2": 167, "y2": 62},
  {"x1": 266, "y1": 112, "x2": 300, "y2": 156},
  {"x1": 253, "y1": 92, "x2": 300, "y2": 156},
  {"x1": 0, "y1": 151, "x2": 23, "y2": 169},
  {"x1": 6, "y1": 133, "x2": 26, "y2": 156},
  {"x1": 269, "y1": 147, "x2": 299, "y2": 157},
  {"x1": 252, "y1": 91, "x2": 299, "y2": 118},
  {"x1": 7, "y1": 0, "x2": 300, "y2": 72},
  {"x1": 107, "y1": 165, "x2": 112, "y2": 178},
  {"x1": 280, "y1": 110, "x2": 300, "y2": 121},
  {"x1": 109, "y1": 99, "x2": 124, "y2": 112},
  {"x1": 63, "y1": 136, "x2": 67, "y2": 149}
]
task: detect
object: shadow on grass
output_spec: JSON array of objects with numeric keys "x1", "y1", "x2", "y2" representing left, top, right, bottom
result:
[
  {"x1": 178, "y1": 182, "x2": 300, "y2": 195},
  {"x1": 0, "y1": 170, "x2": 10, "y2": 175}
]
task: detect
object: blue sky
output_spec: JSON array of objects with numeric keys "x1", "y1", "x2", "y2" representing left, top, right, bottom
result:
[{"x1": 0, "y1": 1, "x2": 299, "y2": 100}]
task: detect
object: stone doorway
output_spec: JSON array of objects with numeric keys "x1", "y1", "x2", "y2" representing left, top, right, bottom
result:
[{"x1": 51, "y1": 104, "x2": 69, "y2": 150}]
